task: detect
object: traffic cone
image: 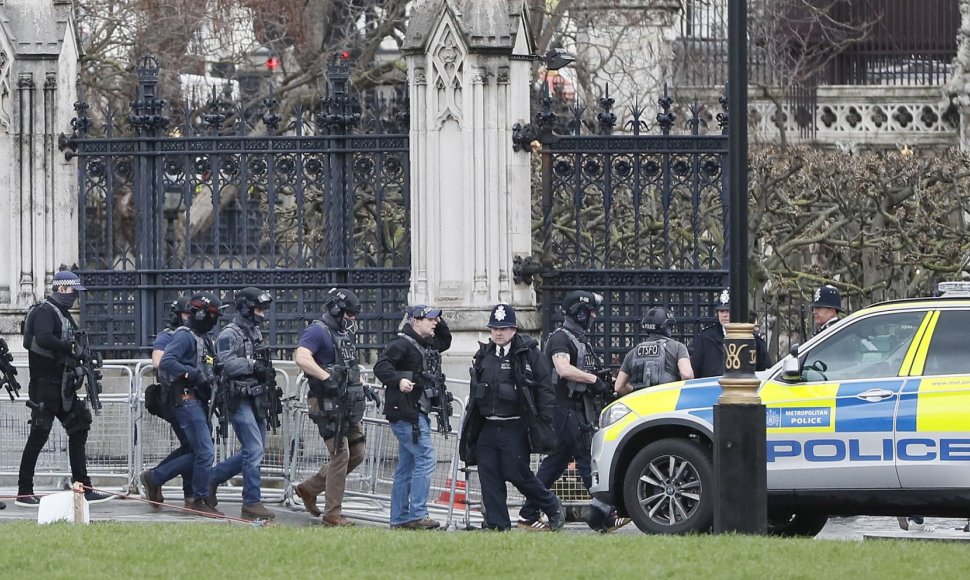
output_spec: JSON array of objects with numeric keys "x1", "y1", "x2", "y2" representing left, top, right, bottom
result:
[{"x1": 435, "y1": 474, "x2": 467, "y2": 509}]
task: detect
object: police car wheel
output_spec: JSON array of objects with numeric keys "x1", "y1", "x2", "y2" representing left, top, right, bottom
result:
[
  {"x1": 622, "y1": 438, "x2": 713, "y2": 534},
  {"x1": 766, "y1": 512, "x2": 828, "y2": 538}
]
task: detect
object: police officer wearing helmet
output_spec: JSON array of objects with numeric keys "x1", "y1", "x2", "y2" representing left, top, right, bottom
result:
[
  {"x1": 614, "y1": 307, "x2": 694, "y2": 396},
  {"x1": 691, "y1": 289, "x2": 771, "y2": 379},
  {"x1": 812, "y1": 284, "x2": 843, "y2": 336},
  {"x1": 293, "y1": 288, "x2": 368, "y2": 527},
  {"x1": 206, "y1": 287, "x2": 277, "y2": 520},
  {"x1": 519, "y1": 290, "x2": 627, "y2": 531},
  {"x1": 17, "y1": 270, "x2": 112, "y2": 507},
  {"x1": 460, "y1": 304, "x2": 564, "y2": 531},
  {"x1": 140, "y1": 295, "x2": 194, "y2": 509},
  {"x1": 159, "y1": 292, "x2": 223, "y2": 517}
]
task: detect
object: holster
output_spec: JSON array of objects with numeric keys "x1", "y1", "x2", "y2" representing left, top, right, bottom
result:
[{"x1": 62, "y1": 401, "x2": 93, "y2": 435}]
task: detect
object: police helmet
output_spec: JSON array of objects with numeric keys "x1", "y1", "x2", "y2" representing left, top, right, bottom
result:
[
  {"x1": 167, "y1": 295, "x2": 191, "y2": 329},
  {"x1": 811, "y1": 284, "x2": 843, "y2": 312},
  {"x1": 235, "y1": 287, "x2": 273, "y2": 318},
  {"x1": 188, "y1": 293, "x2": 222, "y2": 331},
  {"x1": 487, "y1": 303, "x2": 517, "y2": 329},
  {"x1": 642, "y1": 307, "x2": 674, "y2": 336},
  {"x1": 325, "y1": 288, "x2": 361, "y2": 319},
  {"x1": 562, "y1": 290, "x2": 598, "y2": 327},
  {"x1": 714, "y1": 288, "x2": 730, "y2": 311}
]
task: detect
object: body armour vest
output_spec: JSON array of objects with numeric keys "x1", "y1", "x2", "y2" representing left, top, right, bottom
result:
[
  {"x1": 24, "y1": 301, "x2": 75, "y2": 359},
  {"x1": 399, "y1": 333, "x2": 441, "y2": 415},
  {"x1": 475, "y1": 349, "x2": 519, "y2": 418},
  {"x1": 628, "y1": 337, "x2": 675, "y2": 389},
  {"x1": 165, "y1": 326, "x2": 215, "y2": 386},
  {"x1": 313, "y1": 320, "x2": 361, "y2": 386},
  {"x1": 547, "y1": 327, "x2": 597, "y2": 384}
]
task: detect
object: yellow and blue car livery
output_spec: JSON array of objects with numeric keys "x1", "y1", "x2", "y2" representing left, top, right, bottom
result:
[{"x1": 591, "y1": 290, "x2": 970, "y2": 535}]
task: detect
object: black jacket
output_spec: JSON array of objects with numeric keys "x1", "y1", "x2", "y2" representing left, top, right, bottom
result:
[
  {"x1": 459, "y1": 333, "x2": 556, "y2": 465},
  {"x1": 374, "y1": 319, "x2": 452, "y2": 424}
]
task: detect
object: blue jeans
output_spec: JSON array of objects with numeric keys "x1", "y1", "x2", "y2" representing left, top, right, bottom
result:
[
  {"x1": 168, "y1": 398, "x2": 214, "y2": 500},
  {"x1": 389, "y1": 415, "x2": 436, "y2": 526},
  {"x1": 210, "y1": 398, "x2": 266, "y2": 505}
]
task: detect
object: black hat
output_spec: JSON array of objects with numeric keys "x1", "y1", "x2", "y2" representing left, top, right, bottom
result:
[
  {"x1": 487, "y1": 303, "x2": 517, "y2": 329},
  {"x1": 714, "y1": 288, "x2": 730, "y2": 311},
  {"x1": 642, "y1": 307, "x2": 673, "y2": 336},
  {"x1": 812, "y1": 285, "x2": 843, "y2": 312}
]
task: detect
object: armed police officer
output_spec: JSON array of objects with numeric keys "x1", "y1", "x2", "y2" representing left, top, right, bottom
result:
[
  {"x1": 140, "y1": 296, "x2": 195, "y2": 509},
  {"x1": 374, "y1": 304, "x2": 452, "y2": 530},
  {"x1": 207, "y1": 287, "x2": 278, "y2": 521},
  {"x1": 812, "y1": 284, "x2": 843, "y2": 336},
  {"x1": 460, "y1": 304, "x2": 564, "y2": 531},
  {"x1": 691, "y1": 289, "x2": 770, "y2": 379},
  {"x1": 158, "y1": 292, "x2": 223, "y2": 517},
  {"x1": 614, "y1": 307, "x2": 694, "y2": 396},
  {"x1": 518, "y1": 290, "x2": 626, "y2": 532},
  {"x1": 293, "y1": 288, "x2": 368, "y2": 527},
  {"x1": 17, "y1": 270, "x2": 112, "y2": 506}
]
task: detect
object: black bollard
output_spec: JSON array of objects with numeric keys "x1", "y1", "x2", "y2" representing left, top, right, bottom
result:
[{"x1": 714, "y1": 322, "x2": 767, "y2": 534}]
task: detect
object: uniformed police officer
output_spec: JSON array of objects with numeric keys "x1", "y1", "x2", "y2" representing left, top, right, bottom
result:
[
  {"x1": 460, "y1": 304, "x2": 564, "y2": 531},
  {"x1": 614, "y1": 307, "x2": 694, "y2": 396},
  {"x1": 158, "y1": 292, "x2": 223, "y2": 517},
  {"x1": 812, "y1": 284, "x2": 843, "y2": 336},
  {"x1": 691, "y1": 289, "x2": 770, "y2": 379},
  {"x1": 518, "y1": 290, "x2": 627, "y2": 532},
  {"x1": 140, "y1": 296, "x2": 194, "y2": 509},
  {"x1": 293, "y1": 288, "x2": 368, "y2": 527},
  {"x1": 17, "y1": 270, "x2": 112, "y2": 507},
  {"x1": 208, "y1": 287, "x2": 277, "y2": 520}
]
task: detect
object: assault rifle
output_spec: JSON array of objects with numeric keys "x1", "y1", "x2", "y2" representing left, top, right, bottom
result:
[
  {"x1": 208, "y1": 362, "x2": 230, "y2": 442},
  {"x1": 0, "y1": 337, "x2": 22, "y2": 401},
  {"x1": 62, "y1": 331, "x2": 103, "y2": 414},
  {"x1": 253, "y1": 347, "x2": 283, "y2": 434},
  {"x1": 420, "y1": 351, "x2": 454, "y2": 437}
]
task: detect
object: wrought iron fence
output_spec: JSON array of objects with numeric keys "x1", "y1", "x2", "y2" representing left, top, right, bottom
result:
[
  {"x1": 60, "y1": 55, "x2": 411, "y2": 357},
  {"x1": 516, "y1": 84, "x2": 731, "y2": 359}
]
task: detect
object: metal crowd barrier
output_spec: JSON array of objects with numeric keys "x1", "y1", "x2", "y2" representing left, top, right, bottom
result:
[{"x1": 2, "y1": 356, "x2": 587, "y2": 529}]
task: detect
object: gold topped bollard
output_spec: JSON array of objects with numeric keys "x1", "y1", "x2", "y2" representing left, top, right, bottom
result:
[{"x1": 714, "y1": 322, "x2": 767, "y2": 534}]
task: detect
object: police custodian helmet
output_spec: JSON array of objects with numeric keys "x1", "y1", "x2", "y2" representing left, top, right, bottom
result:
[
  {"x1": 487, "y1": 303, "x2": 517, "y2": 329},
  {"x1": 812, "y1": 284, "x2": 843, "y2": 312}
]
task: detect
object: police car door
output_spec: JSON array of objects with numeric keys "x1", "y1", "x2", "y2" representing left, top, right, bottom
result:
[
  {"x1": 761, "y1": 310, "x2": 928, "y2": 489},
  {"x1": 894, "y1": 307, "x2": 970, "y2": 487}
]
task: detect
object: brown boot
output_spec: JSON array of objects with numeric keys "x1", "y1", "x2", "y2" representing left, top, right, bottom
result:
[
  {"x1": 295, "y1": 483, "x2": 321, "y2": 517},
  {"x1": 321, "y1": 514, "x2": 354, "y2": 527},
  {"x1": 241, "y1": 502, "x2": 276, "y2": 520},
  {"x1": 183, "y1": 497, "x2": 195, "y2": 510},
  {"x1": 139, "y1": 470, "x2": 163, "y2": 508},
  {"x1": 191, "y1": 499, "x2": 224, "y2": 518}
]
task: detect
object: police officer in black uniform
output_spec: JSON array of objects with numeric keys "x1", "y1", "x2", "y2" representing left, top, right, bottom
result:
[
  {"x1": 518, "y1": 290, "x2": 627, "y2": 532},
  {"x1": 460, "y1": 303, "x2": 564, "y2": 531},
  {"x1": 691, "y1": 289, "x2": 770, "y2": 379},
  {"x1": 812, "y1": 284, "x2": 843, "y2": 336},
  {"x1": 17, "y1": 270, "x2": 113, "y2": 506}
]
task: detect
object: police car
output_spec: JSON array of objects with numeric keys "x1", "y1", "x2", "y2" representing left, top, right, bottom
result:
[{"x1": 590, "y1": 283, "x2": 970, "y2": 536}]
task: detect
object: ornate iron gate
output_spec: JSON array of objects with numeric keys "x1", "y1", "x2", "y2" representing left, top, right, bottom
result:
[
  {"x1": 60, "y1": 56, "x2": 410, "y2": 359},
  {"x1": 515, "y1": 88, "x2": 730, "y2": 364}
]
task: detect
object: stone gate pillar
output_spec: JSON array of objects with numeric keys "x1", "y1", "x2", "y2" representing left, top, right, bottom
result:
[
  {"x1": 0, "y1": 0, "x2": 79, "y2": 345},
  {"x1": 950, "y1": 0, "x2": 970, "y2": 151},
  {"x1": 404, "y1": 0, "x2": 537, "y2": 372}
]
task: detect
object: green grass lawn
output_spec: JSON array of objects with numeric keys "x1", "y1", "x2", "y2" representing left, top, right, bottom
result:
[{"x1": 1, "y1": 521, "x2": 965, "y2": 579}]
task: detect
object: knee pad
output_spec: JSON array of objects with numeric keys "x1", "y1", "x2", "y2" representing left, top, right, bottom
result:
[{"x1": 62, "y1": 404, "x2": 93, "y2": 436}]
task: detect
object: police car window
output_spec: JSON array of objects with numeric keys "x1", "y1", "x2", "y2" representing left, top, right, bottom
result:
[
  {"x1": 801, "y1": 311, "x2": 925, "y2": 382},
  {"x1": 922, "y1": 310, "x2": 970, "y2": 376}
]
